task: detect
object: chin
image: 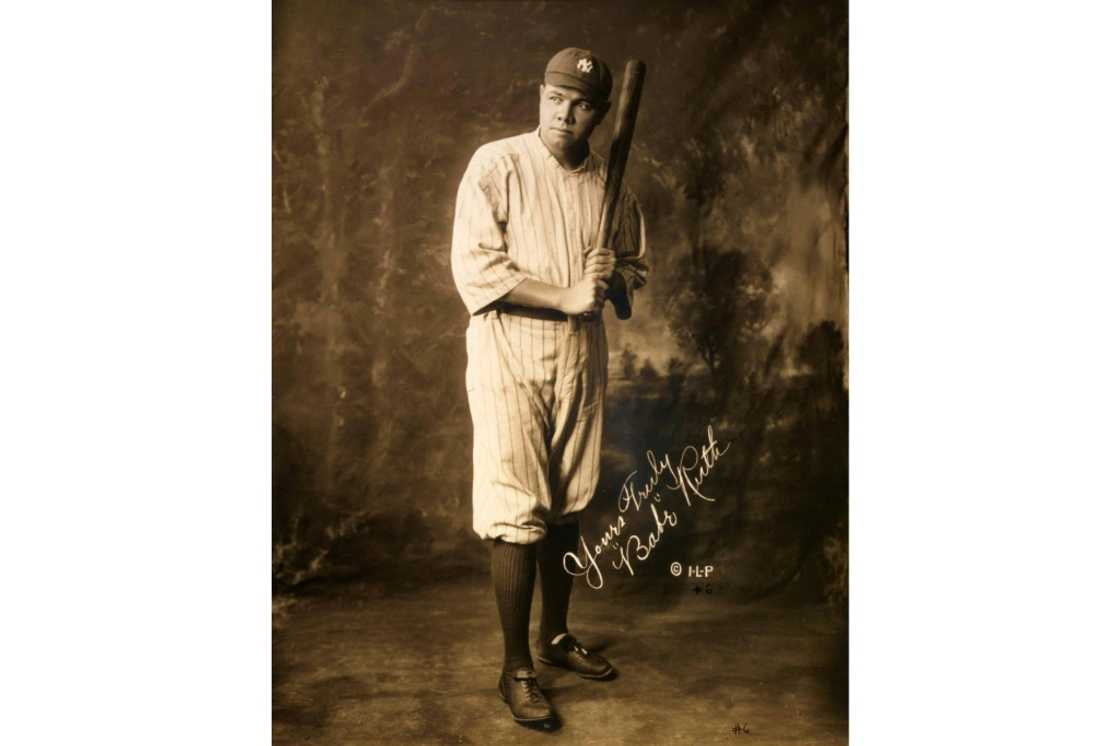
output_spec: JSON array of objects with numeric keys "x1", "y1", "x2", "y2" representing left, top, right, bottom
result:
[{"x1": 554, "y1": 131, "x2": 586, "y2": 146}]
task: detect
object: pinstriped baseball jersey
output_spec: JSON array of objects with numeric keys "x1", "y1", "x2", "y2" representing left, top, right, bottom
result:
[{"x1": 451, "y1": 129, "x2": 649, "y2": 544}]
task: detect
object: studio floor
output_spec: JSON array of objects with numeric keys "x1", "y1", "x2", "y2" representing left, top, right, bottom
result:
[{"x1": 273, "y1": 576, "x2": 847, "y2": 745}]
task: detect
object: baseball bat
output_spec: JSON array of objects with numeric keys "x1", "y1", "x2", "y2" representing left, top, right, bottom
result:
[{"x1": 569, "y1": 58, "x2": 646, "y2": 332}]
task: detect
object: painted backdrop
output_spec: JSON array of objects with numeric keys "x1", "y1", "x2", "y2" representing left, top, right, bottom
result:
[{"x1": 273, "y1": 0, "x2": 847, "y2": 604}]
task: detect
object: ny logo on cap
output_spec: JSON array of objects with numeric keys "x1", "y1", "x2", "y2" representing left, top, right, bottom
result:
[{"x1": 576, "y1": 57, "x2": 594, "y2": 74}]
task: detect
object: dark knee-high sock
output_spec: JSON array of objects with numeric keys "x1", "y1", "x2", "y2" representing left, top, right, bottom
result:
[
  {"x1": 537, "y1": 522, "x2": 580, "y2": 644},
  {"x1": 491, "y1": 539, "x2": 537, "y2": 672}
]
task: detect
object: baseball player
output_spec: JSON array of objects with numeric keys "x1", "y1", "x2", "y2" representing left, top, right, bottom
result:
[{"x1": 450, "y1": 47, "x2": 649, "y2": 726}]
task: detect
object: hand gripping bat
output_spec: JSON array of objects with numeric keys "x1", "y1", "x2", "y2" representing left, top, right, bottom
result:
[{"x1": 569, "y1": 58, "x2": 646, "y2": 332}]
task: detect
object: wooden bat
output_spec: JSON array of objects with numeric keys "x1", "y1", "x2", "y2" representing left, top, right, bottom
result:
[{"x1": 569, "y1": 58, "x2": 646, "y2": 331}]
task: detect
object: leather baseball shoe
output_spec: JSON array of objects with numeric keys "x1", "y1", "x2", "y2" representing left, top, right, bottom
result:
[
  {"x1": 538, "y1": 633, "x2": 615, "y2": 679},
  {"x1": 497, "y1": 667, "x2": 556, "y2": 725}
]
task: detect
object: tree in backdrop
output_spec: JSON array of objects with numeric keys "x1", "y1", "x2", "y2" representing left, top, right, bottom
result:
[
  {"x1": 638, "y1": 358, "x2": 659, "y2": 383},
  {"x1": 792, "y1": 321, "x2": 848, "y2": 605},
  {"x1": 665, "y1": 246, "x2": 779, "y2": 408},
  {"x1": 620, "y1": 345, "x2": 638, "y2": 380}
]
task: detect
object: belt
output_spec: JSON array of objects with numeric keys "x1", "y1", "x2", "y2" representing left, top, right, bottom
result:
[{"x1": 493, "y1": 302, "x2": 569, "y2": 322}]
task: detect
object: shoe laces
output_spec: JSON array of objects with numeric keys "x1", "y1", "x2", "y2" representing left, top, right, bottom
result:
[
  {"x1": 515, "y1": 673, "x2": 545, "y2": 703},
  {"x1": 561, "y1": 636, "x2": 590, "y2": 656}
]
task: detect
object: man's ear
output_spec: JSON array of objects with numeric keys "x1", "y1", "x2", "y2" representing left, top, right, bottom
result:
[{"x1": 593, "y1": 100, "x2": 612, "y2": 126}]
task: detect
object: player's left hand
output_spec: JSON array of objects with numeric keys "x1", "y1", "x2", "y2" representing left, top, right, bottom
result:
[{"x1": 583, "y1": 247, "x2": 616, "y2": 281}]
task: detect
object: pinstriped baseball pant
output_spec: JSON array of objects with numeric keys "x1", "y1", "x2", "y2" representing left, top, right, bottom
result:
[{"x1": 465, "y1": 308, "x2": 607, "y2": 545}]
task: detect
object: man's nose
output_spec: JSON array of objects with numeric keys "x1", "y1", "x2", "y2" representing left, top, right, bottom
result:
[{"x1": 555, "y1": 102, "x2": 574, "y2": 123}]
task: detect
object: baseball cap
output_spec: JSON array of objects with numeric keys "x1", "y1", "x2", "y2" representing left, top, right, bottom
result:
[{"x1": 544, "y1": 47, "x2": 613, "y2": 104}]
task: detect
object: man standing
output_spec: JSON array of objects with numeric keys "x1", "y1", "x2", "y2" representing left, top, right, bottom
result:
[{"x1": 450, "y1": 47, "x2": 649, "y2": 726}]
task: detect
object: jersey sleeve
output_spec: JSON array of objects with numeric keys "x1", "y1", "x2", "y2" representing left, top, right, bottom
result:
[
  {"x1": 609, "y1": 189, "x2": 650, "y2": 310},
  {"x1": 450, "y1": 150, "x2": 527, "y2": 315}
]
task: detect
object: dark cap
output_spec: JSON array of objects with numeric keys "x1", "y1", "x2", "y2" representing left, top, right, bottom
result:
[{"x1": 544, "y1": 47, "x2": 613, "y2": 104}]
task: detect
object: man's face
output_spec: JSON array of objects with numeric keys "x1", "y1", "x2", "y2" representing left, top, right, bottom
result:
[{"x1": 538, "y1": 83, "x2": 607, "y2": 151}]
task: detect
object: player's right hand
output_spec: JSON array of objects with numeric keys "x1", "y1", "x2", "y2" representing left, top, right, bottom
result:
[{"x1": 561, "y1": 276, "x2": 609, "y2": 316}]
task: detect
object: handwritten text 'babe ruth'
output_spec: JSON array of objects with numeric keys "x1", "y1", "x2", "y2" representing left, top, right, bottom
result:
[{"x1": 562, "y1": 425, "x2": 731, "y2": 590}]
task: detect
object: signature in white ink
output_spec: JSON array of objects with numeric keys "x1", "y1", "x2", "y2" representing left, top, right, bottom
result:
[
  {"x1": 618, "y1": 425, "x2": 730, "y2": 513},
  {"x1": 612, "y1": 503, "x2": 678, "y2": 576},
  {"x1": 562, "y1": 514, "x2": 626, "y2": 591},
  {"x1": 565, "y1": 425, "x2": 732, "y2": 590}
]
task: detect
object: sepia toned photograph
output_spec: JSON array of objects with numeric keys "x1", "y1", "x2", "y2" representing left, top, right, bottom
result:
[
  {"x1": 272, "y1": 1, "x2": 848, "y2": 742},
  {"x1": 10, "y1": 4, "x2": 1120, "y2": 746}
]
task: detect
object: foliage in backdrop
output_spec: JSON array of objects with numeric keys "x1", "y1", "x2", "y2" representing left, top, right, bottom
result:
[{"x1": 273, "y1": 0, "x2": 847, "y2": 603}]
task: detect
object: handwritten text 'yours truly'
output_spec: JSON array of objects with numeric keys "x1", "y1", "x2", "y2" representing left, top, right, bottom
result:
[{"x1": 563, "y1": 425, "x2": 731, "y2": 590}]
